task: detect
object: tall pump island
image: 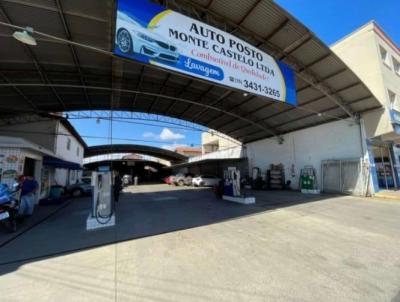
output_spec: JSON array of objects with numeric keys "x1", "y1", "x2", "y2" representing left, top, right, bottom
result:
[{"x1": 86, "y1": 168, "x2": 116, "y2": 230}]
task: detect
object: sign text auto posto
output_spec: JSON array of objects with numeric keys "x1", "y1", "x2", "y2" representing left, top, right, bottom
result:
[{"x1": 114, "y1": 0, "x2": 297, "y2": 105}]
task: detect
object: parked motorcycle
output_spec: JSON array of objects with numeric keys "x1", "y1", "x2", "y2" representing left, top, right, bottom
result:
[{"x1": 0, "y1": 183, "x2": 20, "y2": 232}]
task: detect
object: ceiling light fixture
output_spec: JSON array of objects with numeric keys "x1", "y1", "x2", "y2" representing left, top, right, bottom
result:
[{"x1": 12, "y1": 26, "x2": 37, "y2": 46}]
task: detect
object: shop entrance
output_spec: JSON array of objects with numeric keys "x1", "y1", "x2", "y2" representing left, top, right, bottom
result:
[
  {"x1": 371, "y1": 145, "x2": 397, "y2": 190},
  {"x1": 23, "y1": 157, "x2": 36, "y2": 177}
]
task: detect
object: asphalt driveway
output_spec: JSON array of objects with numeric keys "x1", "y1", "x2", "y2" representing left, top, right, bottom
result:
[{"x1": 0, "y1": 184, "x2": 399, "y2": 302}]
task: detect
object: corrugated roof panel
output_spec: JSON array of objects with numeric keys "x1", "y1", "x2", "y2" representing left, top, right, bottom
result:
[
  {"x1": 74, "y1": 47, "x2": 110, "y2": 69},
  {"x1": 62, "y1": 0, "x2": 110, "y2": 22},
  {"x1": 241, "y1": 0, "x2": 286, "y2": 38},
  {"x1": 269, "y1": 22, "x2": 307, "y2": 50},
  {"x1": 339, "y1": 84, "x2": 371, "y2": 101},
  {"x1": 0, "y1": 0, "x2": 383, "y2": 144},
  {"x1": 0, "y1": 37, "x2": 31, "y2": 62},
  {"x1": 191, "y1": 0, "x2": 212, "y2": 7},
  {"x1": 210, "y1": 0, "x2": 259, "y2": 24},
  {"x1": 324, "y1": 71, "x2": 360, "y2": 91},
  {"x1": 297, "y1": 87, "x2": 324, "y2": 103},
  {"x1": 30, "y1": 40, "x2": 73, "y2": 65},
  {"x1": 2, "y1": 1, "x2": 66, "y2": 37},
  {"x1": 308, "y1": 56, "x2": 345, "y2": 78},
  {"x1": 350, "y1": 97, "x2": 381, "y2": 112},
  {"x1": 67, "y1": 14, "x2": 110, "y2": 50},
  {"x1": 291, "y1": 40, "x2": 328, "y2": 66},
  {"x1": 11, "y1": 0, "x2": 57, "y2": 10}
]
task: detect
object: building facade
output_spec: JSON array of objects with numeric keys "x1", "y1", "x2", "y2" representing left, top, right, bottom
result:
[
  {"x1": 0, "y1": 136, "x2": 54, "y2": 202},
  {"x1": 174, "y1": 147, "x2": 202, "y2": 158},
  {"x1": 201, "y1": 131, "x2": 241, "y2": 154},
  {"x1": 0, "y1": 115, "x2": 86, "y2": 200},
  {"x1": 332, "y1": 21, "x2": 400, "y2": 191}
]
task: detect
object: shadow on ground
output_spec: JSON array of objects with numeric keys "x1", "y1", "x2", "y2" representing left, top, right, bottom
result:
[{"x1": 0, "y1": 183, "x2": 340, "y2": 275}]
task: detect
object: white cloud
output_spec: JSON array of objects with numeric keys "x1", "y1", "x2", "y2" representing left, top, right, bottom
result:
[
  {"x1": 159, "y1": 128, "x2": 185, "y2": 141},
  {"x1": 143, "y1": 132, "x2": 155, "y2": 138},
  {"x1": 161, "y1": 143, "x2": 187, "y2": 151},
  {"x1": 142, "y1": 128, "x2": 185, "y2": 141}
]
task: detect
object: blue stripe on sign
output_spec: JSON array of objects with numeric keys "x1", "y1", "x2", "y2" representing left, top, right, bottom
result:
[
  {"x1": 278, "y1": 61, "x2": 297, "y2": 106},
  {"x1": 159, "y1": 55, "x2": 224, "y2": 81},
  {"x1": 117, "y1": 0, "x2": 165, "y2": 28}
]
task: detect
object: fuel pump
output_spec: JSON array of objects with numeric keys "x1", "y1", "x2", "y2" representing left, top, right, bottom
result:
[
  {"x1": 223, "y1": 167, "x2": 241, "y2": 197},
  {"x1": 222, "y1": 167, "x2": 255, "y2": 205},
  {"x1": 86, "y1": 170, "x2": 115, "y2": 230}
]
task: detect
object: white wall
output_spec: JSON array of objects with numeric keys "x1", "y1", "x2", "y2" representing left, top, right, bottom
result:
[
  {"x1": 202, "y1": 131, "x2": 241, "y2": 154},
  {"x1": 246, "y1": 119, "x2": 365, "y2": 189},
  {"x1": 0, "y1": 120, "x2": 57, "y2": 152},
  {"x1": 55, "y1": 122, "x2": 84, "y2": 164},
  {"x1": 331, "y1": 22, "x2": 400, "y2": 138}
]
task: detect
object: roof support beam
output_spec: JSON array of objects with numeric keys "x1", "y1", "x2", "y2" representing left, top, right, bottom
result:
[
  {"x1": 300, "y1": 53, "x2": 332, "y2": 71},
  {"x1": 164, "y1": 79, "x2": 194, "y2": 115},
  {"x1": 206, "y1": 0, "x2": 214, "y2": 9},
  {"x1": 0, "y1": 82, "x2": 281, "y2": 139},
  {"x1": 183, "y1": 1, "x2": 356, "y2": 120},
  {"x1": 131, "y1": 66, "x2": 145, "y2": 110},
  {"x1": 277, "y1": 35, "x2": 312, "y2": 60},
  {"x1": 148, "y1": 73, "x2": 171, "y2": 113},
  {"x1": 0, "y1": 4, "x2": 66, "y2": 110},
  {"x1": 1, "y1": 0, "x2": 108, "y2": 23},
  {"x1": 176, "y1": 85, "x2": 214, "y2": 119},
  {"x1": 202, "y1": 95, "x2": 257, "y2": 128},
  {"x1": 55, "y1": 0, "x2": 91, "y2": 109},
  {"x1": 226, "y1": 82, "x2": 363, "y2": 137},
  {"x1": 211, "y1": 65, "x2": 350, "y2": 131},
  {"x1": 0, "y1": 72, "x2": 38, "y2": 111},
  {"x1": 237, "y1": 0, "x2": 262, "y2": 26},
  {"x1": 111, "y1": 59, "x2": 124, "y2": 110},
  {"x1": 261, "y1": 18, "x2": 290, "y2": 43},
  {"x1": 205, "y1": 95, "x2": 258, "y2": 128},
  {"x1": 297, "y1": 67, "x2": 347, "y2": 93},
  {"x1": 235, "y1": 104, "x2": 345, "y2": 140},
  {"x1": 190, "y1": 90, "x2": 234, "y2": 123}
]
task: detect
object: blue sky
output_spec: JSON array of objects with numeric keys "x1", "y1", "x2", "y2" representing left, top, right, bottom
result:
[
  {"x1": 70, "y1": 0, "x2": 400, "y2": 149},
  {"x1": 275, "y1": 0, "x2": 400, "y2": 46}
]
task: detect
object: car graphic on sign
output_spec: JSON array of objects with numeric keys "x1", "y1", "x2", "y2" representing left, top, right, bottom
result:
[{"x1": 115, "y1": 11, "x2": 180, "y2": 63}]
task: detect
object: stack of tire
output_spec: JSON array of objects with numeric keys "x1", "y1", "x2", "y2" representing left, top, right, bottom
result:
[{"x1": 268, "y1": 164, "x2": 285, "y2": 190}]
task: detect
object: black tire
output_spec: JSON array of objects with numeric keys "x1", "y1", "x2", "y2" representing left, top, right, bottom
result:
[
  {"x1": 178, "y1": 180, "x2": 184, "y2": 186},
  {"x1": 117, "y1": 28, "x2": 132, "y2": 54},
  {"x1": 72, "y1": 188, "x2": 83, "y2": 197}
]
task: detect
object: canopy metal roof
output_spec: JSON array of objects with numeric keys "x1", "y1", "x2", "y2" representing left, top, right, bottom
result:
[
  {"x1": 85, "y1": 144, "x2": 187, "y2": 163},
  {"x1": 0, "y1": 0, "x2": 381, "y2": 144}
]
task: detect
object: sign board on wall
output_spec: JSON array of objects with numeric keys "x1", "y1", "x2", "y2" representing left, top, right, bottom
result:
[
  {"x1": 0, "y1": 148, "x2": 25, "y2": 188},
  {"x1": 114, "y1": 0, "x2": 297, "y2": 105}
]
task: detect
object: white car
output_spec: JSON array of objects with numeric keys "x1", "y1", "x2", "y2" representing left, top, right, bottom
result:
[
  {"x1": 116, "y1": 11, "x2": 180, "y2": 63},
  {"x1": 192, "y1": 175, "x2": 221, "y2": 187}
]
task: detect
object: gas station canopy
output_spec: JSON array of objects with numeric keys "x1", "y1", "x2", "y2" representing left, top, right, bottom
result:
[
  {"x1": 85, "y1": 144, "x2": 187, "y2": 163},
  {"x1": 0, "y1": 0, "x2": 381, "y2": 143}
]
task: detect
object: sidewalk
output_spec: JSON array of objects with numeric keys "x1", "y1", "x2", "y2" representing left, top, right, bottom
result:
[
  {"x1": 0, "y1": 199, "x2": 72, "y2": 248},
  {"x1": 374, "y1": 190, "x2": 400, "y2": 201}
]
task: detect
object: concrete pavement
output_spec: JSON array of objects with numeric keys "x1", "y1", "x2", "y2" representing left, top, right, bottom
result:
[{"x1": 0, "y1": 184, "x2": 399, "y2": 302}]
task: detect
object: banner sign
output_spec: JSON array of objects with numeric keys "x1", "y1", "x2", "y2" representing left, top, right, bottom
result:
[{"x1": 114, "y1": 0, "x2": 297, "y2": 105}]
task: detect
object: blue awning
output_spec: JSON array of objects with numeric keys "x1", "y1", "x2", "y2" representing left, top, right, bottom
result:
[{"x1": 43, "y1": 156, "x2": 82, "y2": 170}]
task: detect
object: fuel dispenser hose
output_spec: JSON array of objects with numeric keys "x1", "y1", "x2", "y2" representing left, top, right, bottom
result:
[{"x1": 95, "y1": 191, "x2": 115, "y2": 224}]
